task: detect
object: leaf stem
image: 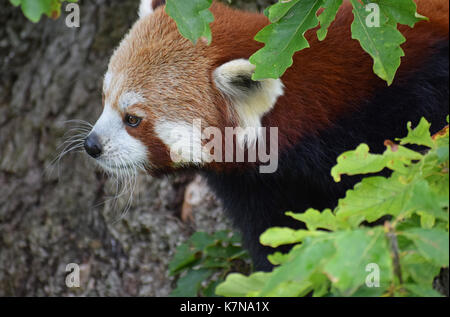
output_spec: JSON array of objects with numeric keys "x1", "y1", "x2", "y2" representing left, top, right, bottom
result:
[{"x1": 384, "y1": 221, "x2": 403, "y2": 285}]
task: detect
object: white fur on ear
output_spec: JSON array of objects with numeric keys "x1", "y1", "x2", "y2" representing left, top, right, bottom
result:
[
  {"x1": 139, "y1": 0, "x2": 154, "y2": 18},
  {"x1": 213, "y1": 59, "x2": 284, "y2": 147}
]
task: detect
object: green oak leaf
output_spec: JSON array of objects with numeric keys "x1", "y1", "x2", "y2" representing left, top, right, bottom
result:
[
  {"x1": 324, "y1": 228, "x2": 392, "y2": 296},
  {"x1": 215, "y1": 272, "x2": 271, "y2": 297},
  {"x1": 372, "y1": 0, "x2": 426, "y2": 27},
  {"x1": 398, "y1": 118, "x2": 434, "y2": 148},
  {"x1": 400, "y1": 228, "x2": 449, "y2": 267},
  {"x1": 432, "y1": 124, "x2": 449, "y2": 163},
  {"x1": 350, "y1": 0, "x2": 406, "y2": 85},
  {"x1": 267, "y1": 251, "x2": 290, "y2": 266},
  {"x1": 331, "y1": 144, "x2": 388, "y2": 182},
  {"x1": 168, "y1": 243, "x2": 201, "y2": 275},
  {"x1": 258, "y1": 238, "x2": 336, "y2": 297},
  {"x1": 250, "y1": 0, "x2": 323, "y2": 80},
  {"x1": 286, "y1": 209, "x2": 343, "y2": 231},
  {"x1": 19, "y1": 0, "x2": 52, "y2": 23},
  {"x1": 165, "y1": 0, "x2": 214, "y2": 44},
  {"x1": 189, "y1": 231, "x2": 217, "y2": 250},
  {"x1": 10, "y1": 0, "x2": 79, "y2": 22},
  {"x1": 259, "y1": 227, "x2": 324, "y2": 248},
  {"x1": 335, "y1": 173, "x2": 414, "y2": 227},
  {"x1": 169, "y1": 268, "x2": 212, "y2": 297},
  {"x1": 403, "y1": 284, "x2": 443, "y2": 297},
  {"x1": 402, "y1": 252, "x2": 441, "y2": 286},
  {"x1": 9, "y1": 0, "x2": 22, "y2": 6},
  {"x1": 266, "y1": 0, "x2": 301, "y2": 23},
  {"x1": 407, "y1": 179, "x2": 449, "y2": 223},
  {"x1": 331, "y1": 142, "x2": 422, "y2": 182},
  {"x1": 317, "y1": 0, "x2": 343, "y2": 41}
]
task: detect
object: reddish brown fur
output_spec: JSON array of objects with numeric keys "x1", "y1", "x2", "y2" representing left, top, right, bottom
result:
[
  {"x1": 107, "y1": 0, "x2": 449, "y2": 173},
  {"x1": 205, "y1": 0, "x2": 449, "y2": 150},
  {"x1": 266, "y1": 0, "x2": 449, "y2": 149},
  {"x1": 152, "y1": 0, "x2": 165, "y2": 10}
]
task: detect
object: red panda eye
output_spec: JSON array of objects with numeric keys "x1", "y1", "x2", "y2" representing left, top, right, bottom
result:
[{"x1": 124, "y1": 114, "x2": 142, "y2": 127}]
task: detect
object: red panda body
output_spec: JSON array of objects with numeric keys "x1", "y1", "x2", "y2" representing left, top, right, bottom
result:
[{"x1": 85, "y1": 0, "x2": 449, "y2": 270}]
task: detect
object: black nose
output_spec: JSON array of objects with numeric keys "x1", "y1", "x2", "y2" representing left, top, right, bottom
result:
[{"x1": 84, "y1": 133, "x2": 103, "y2": 158}]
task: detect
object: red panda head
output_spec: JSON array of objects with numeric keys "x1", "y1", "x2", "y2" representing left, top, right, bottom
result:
[{"x1": 85, "y1": 0, "x2": 284, "y2": 176}]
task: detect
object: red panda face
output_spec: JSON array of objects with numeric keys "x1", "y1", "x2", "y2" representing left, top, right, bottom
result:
[{"x1": 85, "y1": 1, "x2": 284, "y2": 176}]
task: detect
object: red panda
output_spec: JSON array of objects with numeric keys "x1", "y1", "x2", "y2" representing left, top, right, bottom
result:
[{"x1": 84, "y1": 0, "x2": 449, "y2": 271}]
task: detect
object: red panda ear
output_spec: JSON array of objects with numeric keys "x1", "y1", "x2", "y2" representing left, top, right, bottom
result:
[
  {"x1": 213, "y1": 59, "x2": 284, "y2": 100},
  {"x1": 213, "y1": 59, "x2": 284, "y2": 146},
  {"x1": 139, "y1": 0, "x2": 165, "y2": 18}
]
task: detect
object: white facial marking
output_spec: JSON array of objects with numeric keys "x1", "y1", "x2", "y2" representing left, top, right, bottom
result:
[
  {"x1": 139, "y1": 0, "x2": 154, "y2": 18},
  {"x1": 155, "y1": 119, "x2": 209, "y2": 165},
  {"x1": 107, "y1": 72, "x2": 127, "y2": 104},
  {"x1": 154, "y1": 119, "x2": 280, "y2": 173},
  {"x1": 103, "y1": 71, "x2": 113, "y2": 92},
  {"x1": 214, "y1": 59, "x2": 284, "y2": 148},
  {"x1": 119, "y1": 91, "x2": 146, "y2": 111}
]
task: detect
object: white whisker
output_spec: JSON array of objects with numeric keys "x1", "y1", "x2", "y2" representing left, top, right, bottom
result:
[{"x1": 45, "y1": 120, "x2": 93, "y2": 179}]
